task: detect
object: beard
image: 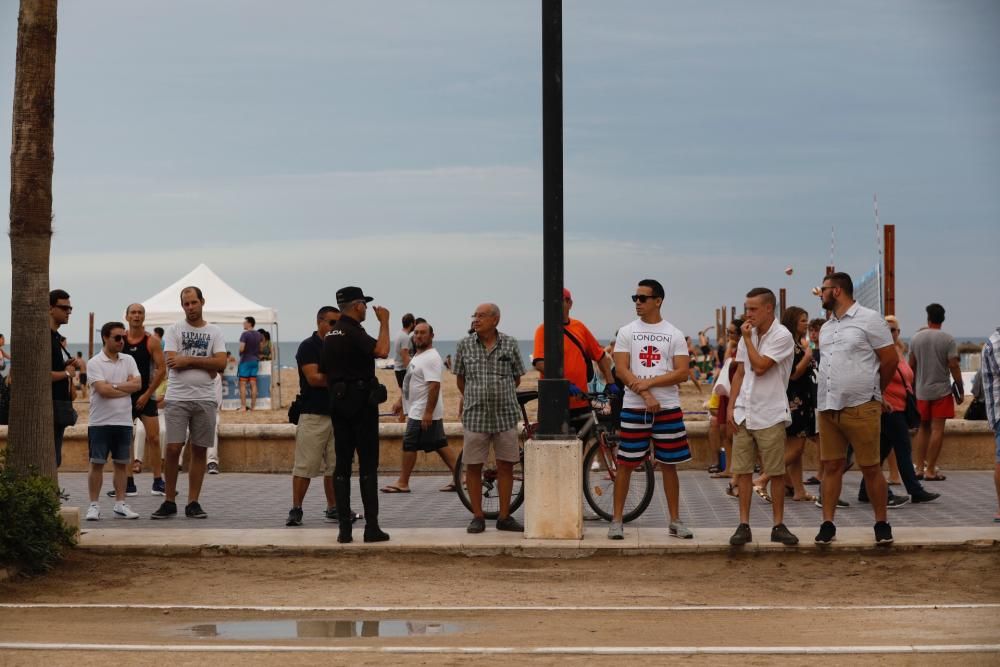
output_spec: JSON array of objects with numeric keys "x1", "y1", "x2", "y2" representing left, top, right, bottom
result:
[{"x1": 821, "y1": 296, "x2": 836, "y2": 311}]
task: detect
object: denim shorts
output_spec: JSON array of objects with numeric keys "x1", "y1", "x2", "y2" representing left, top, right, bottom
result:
[{"x1": 88, "y1": 425, "x2": 133, "y2": 464}]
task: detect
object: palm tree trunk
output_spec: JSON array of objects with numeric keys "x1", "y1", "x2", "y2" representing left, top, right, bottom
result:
[{"x1": 7, "y1": 0, "x2": 58, "y2": 480}]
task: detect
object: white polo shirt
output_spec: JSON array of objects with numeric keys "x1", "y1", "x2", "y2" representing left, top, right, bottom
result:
[
  {"x1": 816, "y1": 302, "x2": 894, "y2": 411},
  {"x1": 87, "y1": 350, "x2": 140, "y2": 427},
  {"x1": 733, "y1": 322, "x2": 795, "y2": 430}
]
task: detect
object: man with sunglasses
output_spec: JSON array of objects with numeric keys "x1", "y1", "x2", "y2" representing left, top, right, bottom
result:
[
  {"x1": 286, "y1": 306, "x2": 358, "y2": 527},
  {"x1": 814, "y1": 272, "x2": 898, "y2": 545},
  {"x1": 84, "y1": 322, "x2": 142, "y2": 521},
  {"x1": 609, "y1": 279, "x2": 694, "y2": 540},
  {"x1": 49, "y1": 289, "x2": 77, "y2": 470}
]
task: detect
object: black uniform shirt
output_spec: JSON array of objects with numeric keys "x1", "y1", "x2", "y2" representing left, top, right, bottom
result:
[
  {"x1": 321, "y1": 315, "x2": 376, "y2": 382},
  {"x1": 51, "y1": 329, "x2": 70, "y2": 401}
]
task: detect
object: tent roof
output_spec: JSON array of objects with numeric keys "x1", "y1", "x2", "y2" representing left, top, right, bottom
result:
[{"x1": 141, "y1": 264, "x2": 277, "y2": 327}]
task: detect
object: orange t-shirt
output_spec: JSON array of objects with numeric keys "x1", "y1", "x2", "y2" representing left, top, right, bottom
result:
[{"x1": 532, "y1": 318, "x2": 605, "y2": 410}]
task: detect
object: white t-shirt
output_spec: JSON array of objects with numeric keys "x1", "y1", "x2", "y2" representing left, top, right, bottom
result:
[
  {"x1": 733, "y1": 323, "x2": 795, "y2": 430},
  {"x1": 164, "y1": 320, "x2": 226, "y2": 402},
  {"x1": 403, "y1": 348, "x2": 444, "y2": 420},
  {"x1": 614, "y1": 318, "x2": 688, "y2": 410},
  {"x1": 87, "y1": 350, "x2": 140, "y2": 427},
  {"x1": 393, "y1": 329, "x2": 411, "y2": 367}
]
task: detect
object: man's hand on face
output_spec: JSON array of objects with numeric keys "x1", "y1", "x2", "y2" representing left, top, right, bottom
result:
[{"x1": 741, "y1": 321, "x2": 753, "y2": 339}]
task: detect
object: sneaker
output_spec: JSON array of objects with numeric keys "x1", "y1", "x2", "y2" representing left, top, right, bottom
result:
[
  {"x1": 85, "y1": 504, "x2": 101, "y2": 521},
  {"x1": 814, "y1": 497, "x2": 850, "y2": 509},
  {"x1": 874, "y1": 521, "x2": 894, "y2": 544},
  {"x1": 496, "y1": 516, "x2": 524, "y2": 532},
  {"x1": 151, "y1": 478, "x2": 166, "y2": 496},
  {"x1": 125, "y1": 477, "x2": 138, "y2": 496},
  {"x1": 113, "y1": 502, "x2": 139, "y2": 519},
  {"x1": 608, "y1": 520, "x2": 624, "y2": 540},
  {"x1": 185, "y1": 501, "x2": 208, "y2": 519},
  {"x1": 770, "y1": 523, "x2": 799, "y2": 545},
  {"x1": 729, "y1": 523, "x2": 752, "y2": 546},
  {"x1": 286, "y1": 507, "x2": 303, "y2": 526},
  {"x1": 324, "y1": 507, "x2": 339, "y2": 523},
  {"x1": 669, "y1": 519, "x2": 694, "y2": 539},
  {"x1": 814, "y1": 521, "x2": 836, "y2": 544},
  {"x1": 207, "y1": 462, "x2": 220, "y2": 475},
  {"x1": 911, "y1": 492, "x2": 940, "y2": 504},
  {"x1": 887, "y1": 495, "x2": 910, "y2": 508},
  {"x1": 150, "y1": 500, "x2": 177, "y2": 519},
  {"x1": 467, "y1": 517, "x2": 486, "y2": 534}
]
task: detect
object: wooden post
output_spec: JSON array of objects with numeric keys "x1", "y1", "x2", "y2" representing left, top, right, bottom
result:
[
  {"x1": 721, "y1": 305, "x2": 727, "y2": 335},
  {"x1": 88, "y1": 312, "x2": 94, "y2": 358},
  {"x1": 884, "y1": 224, "x2": 895, "y2": 316},
  {"x1": 779, "y1": 288, "x2": 787, "y2": 317},
  {"x1": 731, "y1": 306, "x2": 736, "y2": 323},
  {"x1": 715, "y1": 308, "x2": 721, "y2": 341}
]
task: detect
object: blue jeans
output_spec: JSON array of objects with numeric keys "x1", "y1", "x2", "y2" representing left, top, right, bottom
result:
[{"x1": 859, "y1": 410, "x2": 927, "y2": 499}]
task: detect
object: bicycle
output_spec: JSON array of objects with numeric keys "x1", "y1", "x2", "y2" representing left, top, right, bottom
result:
[{"x1": 454, "y1": 390, "x2": 654, "y2": 523}]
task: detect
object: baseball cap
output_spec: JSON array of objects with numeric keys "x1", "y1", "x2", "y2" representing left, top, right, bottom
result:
[{"x1": 335, "y1": 286, "x2": 375, "y2": 305}]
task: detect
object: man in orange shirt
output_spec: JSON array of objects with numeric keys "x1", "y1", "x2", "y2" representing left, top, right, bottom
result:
[{"x1": 532, "y1": 288, "x2": 617, "y2": 427}]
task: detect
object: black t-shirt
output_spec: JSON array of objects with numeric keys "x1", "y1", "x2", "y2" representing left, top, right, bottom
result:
[
  {"x1": 321, "y1": 315, "x2": 376, "y2": 383},
  {"x1": 51, "y1": 329, "x2": 70, "y2": 401},
  {"x1": 296, "y1": 333, "x2": 331, "y2": 414}
]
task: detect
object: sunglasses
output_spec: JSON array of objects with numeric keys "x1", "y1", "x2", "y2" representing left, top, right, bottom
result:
[
  {"x1": 631, "y1": 294, "x2": 657, "y2": 303},
  {"x1": 53, "y1": 304, "x2": 73, "y2": 312},
  {"x1": 325, "y1": 319, "x2": 339, "y2": 326},
  {"x1": 110, "y1": 334, "x2": 125, "y2": 342}
]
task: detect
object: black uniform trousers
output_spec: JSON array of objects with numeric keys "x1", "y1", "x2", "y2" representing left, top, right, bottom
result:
[{"x1": 331, "y1": 385, "x2": 380, "y2": 478}]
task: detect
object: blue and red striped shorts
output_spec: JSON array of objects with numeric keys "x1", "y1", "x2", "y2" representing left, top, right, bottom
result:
[{"x1": 617, "y1": 407, "x2": 691, "y2": 467}]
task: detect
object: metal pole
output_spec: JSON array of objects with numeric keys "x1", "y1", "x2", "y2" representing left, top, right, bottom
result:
[
  {"x1": 884, "y1": 224, "x2": 895, "y2": 316},
  {"x1": 537, "y1": 0, "x2": 568, "y2": 437},
  {"x1": 88, "y1": 312, "x2": 94, "y2": 358}
]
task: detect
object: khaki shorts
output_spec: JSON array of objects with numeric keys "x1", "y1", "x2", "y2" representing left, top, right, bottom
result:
[
  {"x1": 818, "y1": 401, "x2": 881, "y2": 467},
  {"x1": 731, "y1": 422, "x2": 786, "y2": 476},
  {"x1": 293, "y1": 412, "x2": 335, "y2": 478},
  {"x1": 462, "y1": 427, "x2": 519, "y2": 465},
  {"x1": 164, "y1": 400, "x2": 217, "y2": 448}
]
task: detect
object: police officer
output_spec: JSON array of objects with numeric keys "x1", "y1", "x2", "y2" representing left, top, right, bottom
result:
[{"x1": 322, "y1": 286, "x2": 392, "y2": 543}]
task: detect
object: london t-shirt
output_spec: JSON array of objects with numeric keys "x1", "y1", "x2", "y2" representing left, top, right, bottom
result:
[
  {"x1": 164, "y1": 320, "x2": 226, "y2": 402},
  {"x1": 403, "y1": 348, "x2": 444, "y2": 420},
  {"x1": 614, "y1": 318, "x2": 688, "y2": 410}
]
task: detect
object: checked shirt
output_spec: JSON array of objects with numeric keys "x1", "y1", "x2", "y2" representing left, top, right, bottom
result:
[{"x1": 454, "y1": 332, "x2": 525, "y2": 433}]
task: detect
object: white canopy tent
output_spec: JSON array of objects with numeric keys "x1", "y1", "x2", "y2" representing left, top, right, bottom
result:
[{"x1": 140, "y1": 263, "x2": 282, "y2": 406}]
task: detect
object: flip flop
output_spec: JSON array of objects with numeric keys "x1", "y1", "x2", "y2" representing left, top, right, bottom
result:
[
  {"x1": 379, "y1": 485, "x2": 411, "y2": 494},
  {"x1": 923, "y1": 474, "x2": 947, "y2": 481},
  {"x1": 438, "y1": 483, "x2": 456, "y2": 492},
  {"x1": 753, "y1": 485, "x2": 772, "y2": 504},
  {"x1": 805, "y1": 476, "x2": 821, "y2": 485},
  {"x1": 793, "y1": 494, "x2": 818, "y2": 502}
]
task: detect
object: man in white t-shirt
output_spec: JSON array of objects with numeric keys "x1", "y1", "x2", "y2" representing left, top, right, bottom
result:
[
  {"x1": 726, "y1": 288, "x2": 798, "y2": 546},
  {"x1": 609, "y1": 279, "x2": 693, "y2": 540},
  {"x1": 384, "y1": 321, "x2": 458, "y2": 493},
  {"x1": 85, "y1": 321, "x2": 142, "y2": 521},
  {"x1": 151, "y1": 286, "x2": 227, "y2": 520}
]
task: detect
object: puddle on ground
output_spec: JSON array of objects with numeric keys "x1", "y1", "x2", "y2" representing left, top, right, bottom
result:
[{"x1": 186, "y1": 619, "x2": 460, "y2": 639}]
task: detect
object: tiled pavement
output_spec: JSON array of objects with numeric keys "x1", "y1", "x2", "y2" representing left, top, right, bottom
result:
[{"x1": 59, "y1": 469, "x2": 999, "y2": 530}]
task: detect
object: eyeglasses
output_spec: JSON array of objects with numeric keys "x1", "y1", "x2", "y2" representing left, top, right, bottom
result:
[
  {"x1": 110, "y1": 334, "x2": 125, "y2": 342},
  {"x1": 820, "y1": 286, "x2": 836, "y2": 293},
  {"x1": 325, "y1": 319, "x2": 339, "y2": 326},
  {"x1": 631, "y1": 294, "x2": 656, "y2": 303},
  {"x1": 53, "y1": 304, "x2": 73, "y2": 312}
]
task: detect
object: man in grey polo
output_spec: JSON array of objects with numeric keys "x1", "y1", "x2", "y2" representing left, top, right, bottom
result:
[
  {"x1": 454, "y1": 302, "x2": 525, "y2": 534},
  {"x1": 151, "y1": 286, "x2": 227, "y2": 520},
  {"x1": 814, "y1": 272, "x2": 898, "y2": 545}
]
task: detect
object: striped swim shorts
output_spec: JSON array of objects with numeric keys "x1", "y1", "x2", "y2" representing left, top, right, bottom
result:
[{"x1": 617, "y1": 407, "x2": 691, "y2": 467}]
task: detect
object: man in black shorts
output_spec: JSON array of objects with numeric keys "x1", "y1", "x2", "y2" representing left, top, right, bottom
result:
[
  {"x1": 383, "y1": 321, "x2": 458, "y2": 493},
  {"x1": 120, "y1": 303, "x2": 167, "y2": 496}
]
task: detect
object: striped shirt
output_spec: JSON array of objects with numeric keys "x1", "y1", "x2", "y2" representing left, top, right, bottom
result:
[
  {"x1": 454, "y1": 332, "x2": 525, "y2": 433},
  {"x1": 982, "y1": 328, "x2": 1000, "y2": 432}
]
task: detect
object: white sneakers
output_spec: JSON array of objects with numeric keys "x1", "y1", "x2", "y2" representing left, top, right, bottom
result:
[
  {"x1": 85, "y1": 504, "x2": 100, "y2": 521},
  {"x1": 113, "y1": 502, "x2": 140, "y2": 519}
]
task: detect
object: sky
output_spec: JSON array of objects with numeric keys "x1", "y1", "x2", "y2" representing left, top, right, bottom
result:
[{"x1": 2, "y1": 0, "x2": 998, "y2": 344}]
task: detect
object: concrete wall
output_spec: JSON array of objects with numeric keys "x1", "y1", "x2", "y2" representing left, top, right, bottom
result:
[{"x1": 2, "y1": 420, "x2": 995, "y2": 473}]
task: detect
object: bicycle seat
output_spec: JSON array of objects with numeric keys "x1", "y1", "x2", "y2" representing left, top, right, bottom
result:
[{"x1": 516, "y1": 390, "x2": 538, "y2": 406}]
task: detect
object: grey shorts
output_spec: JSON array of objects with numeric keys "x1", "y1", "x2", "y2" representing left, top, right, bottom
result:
[
  {"x1": 164, "y1": 400, "x2": 218, "y2": 448},
  {"x1": 462, "y1": 427, "x2": 519, "y2": 465},
  {"x1": 403, "y1": 418, "x2": 447, "y2": 453}
]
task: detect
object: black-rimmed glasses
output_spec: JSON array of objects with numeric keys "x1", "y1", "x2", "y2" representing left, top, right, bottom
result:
[{"x1": 631, "y1": 294, "x2": 655, "y2": 303}]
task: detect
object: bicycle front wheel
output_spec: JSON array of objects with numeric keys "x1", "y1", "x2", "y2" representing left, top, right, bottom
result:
[
  {"x1": 453, "y1": 447, "x2": 525, "y2": 521},
  {"x1": 582, "y1": 436, "x2": 654, "y2": 523}
]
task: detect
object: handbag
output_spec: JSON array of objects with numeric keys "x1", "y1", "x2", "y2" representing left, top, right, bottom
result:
[
  {"x1": 965, "y1": 398, "x2": 987, "y2": 421},
  {"x1": 53, "y1": 399, "x2": 78, "y2": 428},
  {"x1": 897, "y1": 369, "x2": 920, "y2": 430}
]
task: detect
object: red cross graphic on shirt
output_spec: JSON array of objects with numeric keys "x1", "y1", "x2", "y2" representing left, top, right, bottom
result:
[{"x1": 638, "y1": 345, "x2": 661, "y2": 368}]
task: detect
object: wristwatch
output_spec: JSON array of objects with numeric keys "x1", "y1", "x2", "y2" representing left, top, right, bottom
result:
[{"x1": 112, "y1": 383, "x2": 118, "y2": 390}]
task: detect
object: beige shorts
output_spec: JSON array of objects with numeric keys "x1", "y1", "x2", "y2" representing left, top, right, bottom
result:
[
  {"x1": 293, "y1": 412, "x2": 335, "y2": 478},
  {"x1": 164, "y1": 400, "x2": 217, "y2": 448},
  {"x1": 818, "y1": 401, "x2": 881, "y2": 467},
  {"x1": 462, "y1": 427, "x2": 519, "y2": 465},
  {"x1": 731, "y1": 422, "x2": 786, "y2": 476}
]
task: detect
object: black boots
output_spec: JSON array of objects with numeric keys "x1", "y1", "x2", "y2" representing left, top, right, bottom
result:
[
  {"x1": 359, "y1": 475, "x2": 390, "y2": 543},
  {"x1": 334, "y1": 475, "x2": 353, "y2": 543}
]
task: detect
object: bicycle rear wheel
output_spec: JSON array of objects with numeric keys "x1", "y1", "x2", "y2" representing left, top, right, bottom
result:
[
  {"x1": 582, "y1": 435, "x2": 654, "y2": 523},
  {"x1": 453, "y1": 447, "x2": 525, "y2": 520}
]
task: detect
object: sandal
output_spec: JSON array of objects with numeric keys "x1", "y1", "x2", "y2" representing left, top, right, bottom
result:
[
  {"x1": 379, "y1": 485, "x2": 411, "y2": 494},
  {"x1": 438, "y1": 483, "x2": 456, "y2": 492},
  {"x1": 707, "y1": 464, "x2": 722, "y2": 474},
  {"x1": 753, "y1": 485, "x2": 772, "y2": 504},
  {"x1": 923, "y1": 474, "x2": 947, "y2": 482},
  {"x1": 793, "y1": 494, "x2": 818, "y2": 502},
  {"x1": 725, "y1": 484, "x2": 739, "y2": 499},
  {"x1": 132, "y1": 459, "x2": 142, "y2": 474},
  {"x1": 805, "y1": 476, "x2": 821, "y2": 485}
]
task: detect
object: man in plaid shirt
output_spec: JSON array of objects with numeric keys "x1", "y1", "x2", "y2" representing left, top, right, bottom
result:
[
  {"x1": 982, "y1": 327, "x2": 1000, "y2": 523},
  {"x1": 454, "y1": 302, "x2": 525, "y2": 534}
]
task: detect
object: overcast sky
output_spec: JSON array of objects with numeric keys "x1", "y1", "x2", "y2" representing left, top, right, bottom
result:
[{"x1": 2, "y1": 1, "x2": 998, "y2": 343}]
